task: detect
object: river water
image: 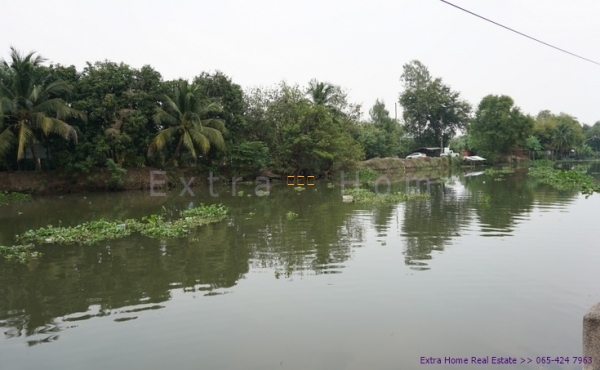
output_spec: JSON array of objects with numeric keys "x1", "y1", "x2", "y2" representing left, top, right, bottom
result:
[{"x1": 1, "y1": 165, "x2": 599, "y2": 370}]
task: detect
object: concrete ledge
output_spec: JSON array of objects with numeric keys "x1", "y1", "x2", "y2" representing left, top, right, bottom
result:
[{"x1": 583, "y1": 302, "x2": 600, "y2": 370}]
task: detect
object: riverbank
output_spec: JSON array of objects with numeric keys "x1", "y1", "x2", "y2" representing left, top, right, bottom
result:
[
  {"x1": 0, "y1": 157, "x2": 459, "y2": 195},
  {"x1": 0, "y1": 168, "x2": 201, "y2": 195},
  {"x1": 358, "y1": 156, "x2": 456, "y2": 172}
]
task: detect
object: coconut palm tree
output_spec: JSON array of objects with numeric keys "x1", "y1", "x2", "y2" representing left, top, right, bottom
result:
[
  {"x1": 0, "y1": 47, "x2": 83, "y2": 170},
  {"x1": 148, "y1": 80, "x2": 226, "y2": 165},
  {"x1": 306, "y1": 79, "x2": 344, "y2": 114},
  {"x1": 552, "y1": 122, "x2": 576, "y2": 159}
]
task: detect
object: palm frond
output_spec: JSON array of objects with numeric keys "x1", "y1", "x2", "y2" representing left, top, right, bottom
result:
[
  {"x1": 162, "y1": 95, "x2": 182, "y2": 118},
  {"x1": 153, "y1": 108, "x2": 179, "y2": 127},
  {"x1": 202, "y1": 101, "x2": 223, "y2": 115},
  {"x1": 181, "y1": 131, "x2": 197, "y2": 158},
  {"x1": 16, "y1": 123, "x2": 34, "y2": 160},
  {"x1": 44, "y1": 80, "x2": 73, "y2": 97},
  {"x1": 0, "y1": 81, "x2": 15, "y2": 100},
  {"x1": 0, "y1": 126, "x2": 16, "y2": 157},
  {"x1": 8, "y1": 47, "x2": 46, "y2": 67},
  {"x1": 33, "y1": 98, "x2": 82, "y2": 119},
  {"x1": 148, "y1": 127, "x2": 179, "y2": 155},
  {"x1": 0, "y1": 96, "x2": 15, "y2": 117},
  {"x1": 39, "y1": 117, "x2": 78, "y2": 142},
  {"x1": 198, "y1": 126, "x2": 225, "y2": 151},
  {"x1": 188, "y1": 129, "x2": 211, "y2": 154},
  {"x1": 201, "y1": 118, "x2": 226, "y2": 132},
  {"x1": 29, "y1": 84, "x2": 43, "y2": 102}
]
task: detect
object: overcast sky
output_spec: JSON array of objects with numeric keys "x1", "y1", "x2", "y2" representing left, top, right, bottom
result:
[{"x1": 2, "y1": 0, "x2": 599, "y2": 125}]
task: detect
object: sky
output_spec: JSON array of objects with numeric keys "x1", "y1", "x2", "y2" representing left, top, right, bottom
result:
[{"x1": 2, "y1": 0, "x2": 600, "y2": 125}]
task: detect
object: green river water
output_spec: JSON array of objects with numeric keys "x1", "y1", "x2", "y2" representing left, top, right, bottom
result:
[{"x1": 1, "y1": 165, "x2": 599, "y2": 370}]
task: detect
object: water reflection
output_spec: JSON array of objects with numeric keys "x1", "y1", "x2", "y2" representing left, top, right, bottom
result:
[{"x1": 0, "y1": 168, "x2": 587, "y2": 346}]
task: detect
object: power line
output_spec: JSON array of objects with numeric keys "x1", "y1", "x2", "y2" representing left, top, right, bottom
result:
[{"x1": 439, "y1": 0, "x2": 600, "y2": 67}]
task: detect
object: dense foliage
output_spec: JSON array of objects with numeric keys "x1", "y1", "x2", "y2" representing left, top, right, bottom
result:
[
  {"x1": 0, "y1": 49, "x2": 373, "y2": 177},
  {"x1": 1, "y1": 48, "x2": 599, "y2": 177},
  {"x1": 467, "y1": 95, "x2": 534, "y2": 160},
  {"x1": 399, "y1": 60, "x2": 471, "y2": 148}
]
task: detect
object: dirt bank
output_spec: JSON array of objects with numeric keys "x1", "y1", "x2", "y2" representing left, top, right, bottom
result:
[
  {"x1": 0, "y1": 158, "x2": 453, "y2": 195},
  {"x1": 0, "y1": 168, "x2": 215, "y2": 195},
  {"x1": 358, "y1": 157, "x2": 451, "y2": 172}
]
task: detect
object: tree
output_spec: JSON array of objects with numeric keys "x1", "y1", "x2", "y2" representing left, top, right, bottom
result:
[
  {"x1": 148, "y1": 80, "x2": 226, "y2": 166},
  {"x1": 533, "y1": 111, "x2": 584, "y2": 159},
  {"x1": 584, "y1": 121, "x2": 600, "y2": 152},
  {"x1": 467, "y1": 95, "x2": 533, "y2": 159},
  {"x1": 525, "y1": 135, "x2": 542, "y2": 159},
  {"x1": 46, "y1": 61, "x2": 165, "y2": 172},
  {"x1": 448, "y1": 135, "x2": 468, "y2": 153},
  {"x1": 244, "y1": 82, "x2": 363, "y2": 176},
  {"x1": 306, "y1": 79, "x2": 346, "y2": 114},
  {"x1": 357, "y1": 100, "x2": 405, "y2": 158},
  {"x1": 551, "y1": 118, "x2": 583, "y2": 157},
  {"x1": 0, "y1": 47, "x2": 84, "y2": 170},
  {"x1": 193, "y1": 71, "x2": 245, "y2": 165},
  {"x1": 356, "y1": 123, "x2": 388, "y2": 159},
  {"x1": 104, "y1": 107, "x2": 136, "y2": 165},
  {"x1": 399, "y1": 60, "x2": 471, "y2": 148}
]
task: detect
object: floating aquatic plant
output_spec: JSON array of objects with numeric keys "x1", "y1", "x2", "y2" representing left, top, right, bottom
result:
[
  {"x1": 343, "y1": 188, "x2": 430, "y2": 204},
  {"x1": 0, "y1": 191, "x2": 32, "y2": 206},
  {"x1": 528, "y1": 166, "x2": 600, "y2": 196},
  {"x1": 484, "y1": 167, "x2": 514, "y2": 176},
  {"x1": 17, "y1": 204, "x2": 228, "y2": 245},
  {"x1": 0, "y1": 244, "x2": 41, "y2": 263}
]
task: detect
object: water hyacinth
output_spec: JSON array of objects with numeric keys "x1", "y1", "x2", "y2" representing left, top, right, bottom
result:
[
  {"x1": 141, "y1": 204, "x2": 228, "y2": 238},
  {"x1": 0, "y1": 244, "x2": 41, "y2": 263},
  {"x1": 16, "y1": 204, "x2": 228, "y2": 245},
  {"x1": 484, "y1": 167, "x2": 514, "y2": 176},
  {"x1": 528, "y1": 166, "x2": 600, "y2": 196},
  {"x1": 0, "y1": 191, "x2": 32, "y2": 205},
  {"x1": 17, "y1": 219, "x2": 141, "y2": 245},
  {"x1": 343, "y1": 188, "x2": 430, "y2": 204}
]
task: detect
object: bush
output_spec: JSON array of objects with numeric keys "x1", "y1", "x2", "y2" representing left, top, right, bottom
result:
[{"x1": 106, "y1": 159, "x2": 127, "y2": 190}]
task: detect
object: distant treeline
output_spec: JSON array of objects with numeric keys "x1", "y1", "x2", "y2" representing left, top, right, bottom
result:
[{"x1": 1, "y1": 48, "x2": 598, "y2": 177}]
